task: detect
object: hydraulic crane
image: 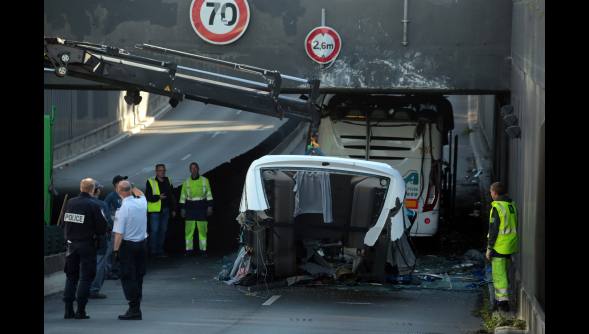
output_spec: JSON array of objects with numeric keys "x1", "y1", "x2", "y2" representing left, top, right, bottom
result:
[{"x1": 44, "y1": 37, "x2": 321, "y2": 129}]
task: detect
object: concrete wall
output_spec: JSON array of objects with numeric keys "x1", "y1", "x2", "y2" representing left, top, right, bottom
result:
[
  {"x1": 44, "y1": 91, "x2": 170, "y2": 165},
  {"x1": 44, "y1": 0, "x2": 512, "y2": 92},
  {"x1": 508, "y1": 0, "x2": 545, "y2": 332},
  {"x1": 468, "y1": 95, "x2": 495, "y2": 157}
]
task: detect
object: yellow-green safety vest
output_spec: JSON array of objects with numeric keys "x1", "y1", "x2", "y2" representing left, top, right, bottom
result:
[
  {"x1": 147, "y1": 177, "x2": 172, "y2": 213},
  {"x1": 180, "y1": 177, "x2": 211, "y2": 202},
  {"x1": 488, "y1": 200, "x2": 519, "y2": 254}
]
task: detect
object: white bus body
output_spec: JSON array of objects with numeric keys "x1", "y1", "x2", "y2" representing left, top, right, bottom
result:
[{"x1": 316, "y1": 95, "x2": 453, "y2": 237}]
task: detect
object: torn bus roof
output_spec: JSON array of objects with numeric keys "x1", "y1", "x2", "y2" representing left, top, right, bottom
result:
[{"x1": 238, "y1": 155, "x2": 406, "y2": 246}]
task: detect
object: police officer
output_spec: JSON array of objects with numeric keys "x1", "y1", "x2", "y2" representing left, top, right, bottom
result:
[
  {"x1": 112, "y1": 180, "x2": 148, "y2": 320},
  {"x1": 486, "y1": 181, "x2": 519, "y2": 313},
  {"x1": 62, "y1": 178, "x2": 107, "y2": 319}
]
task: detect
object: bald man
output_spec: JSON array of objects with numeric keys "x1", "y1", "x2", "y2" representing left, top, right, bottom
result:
[
  {"x1": 112, "y1": 181, "x2": 148, "y2": 320},
  {"x1": 62, "y1": 178, "x2": 108, "y2": 320}
]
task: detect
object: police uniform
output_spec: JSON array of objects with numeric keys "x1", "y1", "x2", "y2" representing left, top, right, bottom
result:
[
  {"x1": 113, "y1": 192, "x2": 148, "y2": 320},
  {"x1": 62, "y1": 192, "x2": 107, "y2": 319}
]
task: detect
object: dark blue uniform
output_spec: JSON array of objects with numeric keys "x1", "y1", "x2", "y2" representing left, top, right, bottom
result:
[{"x1": 62, "y1": 192, "x2": 107, "y2": 318}]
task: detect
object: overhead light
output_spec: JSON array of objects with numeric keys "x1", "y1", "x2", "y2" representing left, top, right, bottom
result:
[
  {"x1": 503, "y1": 114, "x2": 518, "y2": 127},
  {"x1": 500, "y1": 105, "x2": 514, "y2": 117},
  {"x1": 124, "y1": 89, "x2": 142, "y2": 105},
  {"x1": 505, "y1": 125, "x2": 521, "y2": 138},
  {"x1": 169, "y1": 97, "x2": 180, "y2": 108}
]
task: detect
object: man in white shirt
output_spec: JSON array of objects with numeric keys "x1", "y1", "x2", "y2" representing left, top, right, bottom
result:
[{"x1": 112, "y1": 181, "x2": 148, "y2": 320}]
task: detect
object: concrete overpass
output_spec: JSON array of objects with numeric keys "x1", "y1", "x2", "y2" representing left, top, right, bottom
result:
[{"x1": 44, "y1": 0, "x2": 544, "y2": 332}]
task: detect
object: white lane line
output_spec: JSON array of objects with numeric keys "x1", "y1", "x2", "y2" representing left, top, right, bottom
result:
[
  {"x1": 336, "y1": 302, "x2": 372, "y2": 305},
  {"x1": 262, "y1": 295, "x2": 281, "y2": 306},
  {"x1": 181, "y1": 153, "x2": 191, "y2": 161}
]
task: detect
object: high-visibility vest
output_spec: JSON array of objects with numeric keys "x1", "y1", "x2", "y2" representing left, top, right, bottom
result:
[
  {"x1": 488, "y1": 200, "x2": 519, "y2": 254},
  {"x1": 147, "y1": 177, "x2": 161, "y2": 213},
  {"x1": 180, "y1": 177, "x2": 212, "y2": 202}
]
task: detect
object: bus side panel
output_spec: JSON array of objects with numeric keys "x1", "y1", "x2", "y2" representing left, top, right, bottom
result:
[{"x1": 318, "y1": 119, "x2": 443, "y2": 236}]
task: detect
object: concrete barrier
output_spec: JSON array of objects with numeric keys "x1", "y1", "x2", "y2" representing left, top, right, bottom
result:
[
  {"x1": 46, "y1": 91, "x2": 171, "y2": 167},
  {"x1": 44, "y1": 252, "x2": 66, "y2": 296}
]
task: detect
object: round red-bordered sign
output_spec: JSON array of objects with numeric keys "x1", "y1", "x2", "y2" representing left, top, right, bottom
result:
[
  {"x1": 305, "y1": 26, "x2": 342, "y2": 64},
  {"x1": 190, "y1": 0, "x2": 250, "y2": 45}
]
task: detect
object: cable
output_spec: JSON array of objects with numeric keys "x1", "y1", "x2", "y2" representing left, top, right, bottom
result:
[
  {"x1": 416, "y1": 122, "x2": 427, "y2": 202},
  {"x1": 255, "y1": 227, "x2": 270, "y2": 296},
  {"x1": 396, "y1": 206, "x2": 417, "y2": 276},
  {"x1": 393, "y1": 234, "x2": 417, "y2": 276}
]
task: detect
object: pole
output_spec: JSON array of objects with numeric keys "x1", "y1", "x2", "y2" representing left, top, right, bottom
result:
[
  {"x1": 57, "y1": 194, "x2": 69, "y2": 228},
  {"x1": 447, "y1": 130, "x2": 453, "y2": 214},
  {"x1": 44, "y1": 106, "x2": 55, "y2": 225},
  {"x1": 401, "y1": 0, "x2": 410, "y2": 46},
  {"x1": 451, "y1": 135, "x2": 458, "y2": 219}
]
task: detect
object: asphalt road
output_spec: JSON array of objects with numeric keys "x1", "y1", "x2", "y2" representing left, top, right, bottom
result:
[
  {"x1": 53, "y1": 100, "x2": 287, "y2": 192},
  {"x1": 44, "y1": 256, "x2": 483, "y2": 334}
]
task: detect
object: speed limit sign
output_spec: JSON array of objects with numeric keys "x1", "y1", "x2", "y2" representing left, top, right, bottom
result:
[{"x1": 190, "y1": 0, "x2": 251, "y2": 45}]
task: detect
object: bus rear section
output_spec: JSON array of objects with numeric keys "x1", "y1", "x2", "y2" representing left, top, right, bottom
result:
[{"x1": 316, "y1": 94, "x2": 454, "y2": 237}]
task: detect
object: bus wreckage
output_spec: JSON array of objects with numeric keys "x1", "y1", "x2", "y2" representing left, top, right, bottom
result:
[{"x1": 221, "y1": 155, "x2": 416, "y2": 285}]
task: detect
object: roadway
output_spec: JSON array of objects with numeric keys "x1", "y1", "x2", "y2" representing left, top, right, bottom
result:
[
  {"x1": 44, "y1": 256, "x2": 483, "y2": 334},
  {"x1": 53, "y1": 100, "x2": 288, "y2": 192}
]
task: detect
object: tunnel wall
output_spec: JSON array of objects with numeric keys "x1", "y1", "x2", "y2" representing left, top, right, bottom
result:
[
  {"x1": 468, "y1": 95, "x2": 496, "y2": 155},
  {"x1": 43, "y1": 91, "x2": 170, "y2": 165},
  {"x1": 44, "y1": 0, "x2": 512, "y2": 92},
  {"x1": 508, "y1": 0, "x2": 545, "y2": 332}
]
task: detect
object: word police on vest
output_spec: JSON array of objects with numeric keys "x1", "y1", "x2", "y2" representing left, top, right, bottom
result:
[{"x1": 64, "y1": 213, "x2": 85, "y2": 224}]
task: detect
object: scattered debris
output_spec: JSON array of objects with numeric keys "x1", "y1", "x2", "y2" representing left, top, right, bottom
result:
[
  {"x1": 286, "y1": 275, "x2": 314, "y2": 286},
  {"x1": 218, "y1": 247, "x2": 485, "y2": 292},
  {"x1": 463, "y1": 249, "x2": 485, "y2": 264}
]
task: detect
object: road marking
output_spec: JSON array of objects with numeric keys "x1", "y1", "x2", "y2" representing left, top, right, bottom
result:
[
  {"x1": 262, "y1": 295, "x2": 281, "y2": 306},
  {"x1": 181, "y1": 154, "x2": 191, "y2": 161},
  {"x1": 336, "y1": 302, "x2": 372, "y2": 305},
  {"x1": 211, "y1": 131, "x2": 228, "y2": 138}
]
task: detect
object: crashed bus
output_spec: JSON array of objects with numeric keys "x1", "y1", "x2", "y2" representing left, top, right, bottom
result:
[
  {"x1": 316, "y1": 94, "x2": 454, "y2": 237},
  {"x1": 224, "y1": 155, "x2": 415, "y2": 284}
]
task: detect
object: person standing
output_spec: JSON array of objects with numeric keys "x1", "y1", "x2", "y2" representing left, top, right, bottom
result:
[
  {"x1": 486, "y1": 181, "x2": 519, "y2": 313},
  {"x1": 305, "y1": 132, "x2": 324, "y2": 156},
  {"x1": 88, "y1": 182, "x2": 112, "y2": 299},
  {"x1": 179, "y1": 162, "x2": 213, "y2": 256},
  {"x1": 61, "y1": 178, "x2": 107, "y2": 319},
  {"x1": 145, "y1": 164, "x2": 176, "y2": 257},
  {"x1": 112, "y1": 181, "x2": 148, "y2": 320},
  {"x1": 103, "y1": 175, "x2": 128, "y2": 279}
]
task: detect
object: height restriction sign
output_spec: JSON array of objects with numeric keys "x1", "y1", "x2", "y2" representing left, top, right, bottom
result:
[
  {"x1": 190, "y1": 0, "x2": 250, "y2": 45},
  {"x1": 305, "y1": 26, "x2": 342, "y2": 64}
]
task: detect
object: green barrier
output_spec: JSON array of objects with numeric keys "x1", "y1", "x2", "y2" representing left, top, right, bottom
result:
[{"x1": 44, "y1": 107, "x2": 55, "y2": 225}]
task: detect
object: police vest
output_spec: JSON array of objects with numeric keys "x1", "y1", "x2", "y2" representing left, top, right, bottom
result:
[
  {"x1": 488, "y1": 200, "x2": 519, "y2": 254},
  {"x1": 147, "y1": 177, "x2": 172, "y2": 213}
]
